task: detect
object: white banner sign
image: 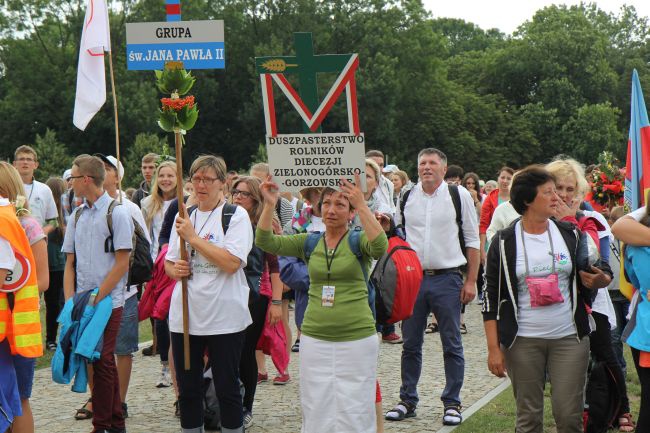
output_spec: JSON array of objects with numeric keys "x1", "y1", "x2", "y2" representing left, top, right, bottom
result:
[{"x1": 266, "y1": 133, "x2": 367, "y2": 193}]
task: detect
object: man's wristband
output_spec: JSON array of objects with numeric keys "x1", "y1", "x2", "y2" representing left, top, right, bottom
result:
[{"x1": 271, "y1": 299, "x2": 282, "y2": 306}]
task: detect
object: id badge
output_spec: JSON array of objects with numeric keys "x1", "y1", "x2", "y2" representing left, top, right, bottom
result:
[{"x1": 322, "y1": 285, "x2": 335, "y2": 307}]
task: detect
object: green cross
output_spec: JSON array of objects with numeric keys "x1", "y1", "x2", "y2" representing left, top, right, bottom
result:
[{"x1": 256, "y1": 32, "x2": 353, "y2": 133}]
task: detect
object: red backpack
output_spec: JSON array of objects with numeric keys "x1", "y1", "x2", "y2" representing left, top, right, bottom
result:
[{"x1": 371, "y1": 235, "x2": 422, "y2": 324}]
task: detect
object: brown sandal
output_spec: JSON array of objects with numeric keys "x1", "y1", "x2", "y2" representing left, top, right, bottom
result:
[
  {"x1": 618, "y1": 413, "x2": 636, "y2": 432},
  {"x1": 74, "y1": 398, "x2": 93, "y2": 420}
]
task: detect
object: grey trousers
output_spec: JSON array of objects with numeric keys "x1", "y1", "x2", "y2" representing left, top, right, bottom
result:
[{"x1": 504, "y1": 335, "x2": 589, "y2": 433}]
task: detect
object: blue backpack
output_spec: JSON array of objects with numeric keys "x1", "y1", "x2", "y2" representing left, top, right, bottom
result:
[{"x1": 303, "y1": 228, "x2": 376, "y2": 309}]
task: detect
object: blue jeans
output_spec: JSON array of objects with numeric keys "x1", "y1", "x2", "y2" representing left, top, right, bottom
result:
[
  {"x1": 400, "y1": 272, "x2": 464, "y2": 407},
  {"x1": 611, "y1": 297, "x2": 630, "y2": 375}
]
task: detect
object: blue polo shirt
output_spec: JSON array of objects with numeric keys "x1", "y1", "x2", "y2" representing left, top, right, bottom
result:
[{"x1": 62, "y1": 192, "x2": 134, "y2": 309}]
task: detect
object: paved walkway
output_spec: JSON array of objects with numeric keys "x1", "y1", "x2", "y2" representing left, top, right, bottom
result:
[{"x1": 31, "y1": 302, "x2": 504, "y2": 433}]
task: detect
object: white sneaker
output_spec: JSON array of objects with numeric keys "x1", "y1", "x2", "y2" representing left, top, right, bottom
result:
[{"x1": 156, "y1": 369, "x2": 171, "y2": 388}]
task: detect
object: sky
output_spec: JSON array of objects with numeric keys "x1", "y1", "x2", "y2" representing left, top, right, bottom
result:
[{"x1": 421, "y1": 0, "x2": 650, "y2": 34}]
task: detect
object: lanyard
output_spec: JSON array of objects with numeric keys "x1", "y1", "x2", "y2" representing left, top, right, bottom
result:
[
  {"x1": 323, "y1": 230, "x2": 348, "y2": 284},
  {"x1": 189, "y1": 201, "x2": 221, "y2": 259},
  {"x1": 26, "y1": 177, "x2": 34, "y2": 203},
  {"x1": 191, "y1": 201, "x2": 221, "y2": 238},
  {"x1": 520, "y1": 221, "x2": 555, "y2": 277}
]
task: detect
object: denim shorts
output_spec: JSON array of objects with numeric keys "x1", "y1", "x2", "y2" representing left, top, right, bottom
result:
[
  {"x1": 13, "y1": 354, "x2": 36, "y2": 399},
  {"x1": 115, "y1": 295, "x2": 139, "y2": 355}
]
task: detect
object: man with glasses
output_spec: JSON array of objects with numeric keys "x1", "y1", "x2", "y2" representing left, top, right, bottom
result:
[
  {"x1": 63, "y1": 155, "x2": 134, "y2": 433},
  {"x1": 13, "y1": 145, "x2": 58, "y2": 234}
]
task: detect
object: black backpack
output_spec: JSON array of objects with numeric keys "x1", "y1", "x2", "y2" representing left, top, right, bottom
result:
[
  {"x1": 187, "y1": 203, "x2": 264, "y2": 296},
  {"x1": 203, "y1": 367, "x2": 245, "y2": 430},
  {"x1": 584, "y1": 360, "x2": 621, "y2": 433},
  {"x1": 75, "y1": 200, "x2": 154, "y2": 286}
]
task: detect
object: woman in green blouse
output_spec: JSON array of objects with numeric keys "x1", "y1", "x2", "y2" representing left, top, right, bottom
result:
[{"x1": 256, "y1": 174, "x2": 388, "y2": 433}]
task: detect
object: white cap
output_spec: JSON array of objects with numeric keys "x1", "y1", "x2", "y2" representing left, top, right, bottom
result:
[
  {"x1": 95, "y1": 154, "x2": 124, "y2": 180},
  {"x1": 382, "y1": 164, "x2": 399, "y2": 174},
  {"x1": 63, "y1": 169, "x2": 72, "y2": 181}
]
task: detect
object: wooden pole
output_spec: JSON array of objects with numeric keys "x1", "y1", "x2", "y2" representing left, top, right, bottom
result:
[
  {"x1": 107, "y1": 50, "x2": 123, "y2": 203},
  {"x1": 174, "y1": 131, "x2": 190, "y2": 370}
]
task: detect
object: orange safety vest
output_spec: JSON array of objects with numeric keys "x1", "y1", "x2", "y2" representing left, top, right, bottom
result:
[{"x1": 0, "y1": 203, "x2": 43, "y2": 358}]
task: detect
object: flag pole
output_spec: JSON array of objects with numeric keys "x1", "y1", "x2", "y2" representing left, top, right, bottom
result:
[
  {"x1": 107, "y1": 50, "x2": 123, "y2": 203},
  {"x1": 173, "y1": 129, "x2": 190, "y2": 370}
]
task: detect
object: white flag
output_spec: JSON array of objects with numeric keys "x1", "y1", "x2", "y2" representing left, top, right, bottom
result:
[{"x1": 73, "y1": 0, "x2": 111, "y2": 131}]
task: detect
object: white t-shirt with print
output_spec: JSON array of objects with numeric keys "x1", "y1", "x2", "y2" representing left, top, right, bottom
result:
[
  {"x1": 24, "y1": 180, "x2": 58, "y2": 227},
  {"x1": 515, "y1": 221, "x2": 576, "y2": 338},
  {"x1": 166, "y1": 204, "x2": 253, "y2": 335}
]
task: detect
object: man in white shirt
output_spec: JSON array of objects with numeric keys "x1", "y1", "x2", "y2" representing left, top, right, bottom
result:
[
  {"x1": 386, "y1": 148, "x2": 479, "y2": 426},
  {"x1": 13, "y1": 145, "x2": 58, "y2": 234},
  {"x1": 97, "y1": 154, "x2": 151, "y2": 418},
  {"x1": 366, "y1": 150, "x2": 396, "y2": 214}
]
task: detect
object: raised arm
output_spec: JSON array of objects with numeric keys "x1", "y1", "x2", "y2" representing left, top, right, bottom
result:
[
  {"x1": 612, "y1": 215, "x2": 650, "y2": 246},
  {"x1": 339, "y1": 174, "x2": 385, "y2": 242}
]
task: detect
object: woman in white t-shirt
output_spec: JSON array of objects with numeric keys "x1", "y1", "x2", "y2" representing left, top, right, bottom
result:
[
  {"x1": 141, "y1": 161, "x2": 178, "y2": 260},
  {"x1": 483, "y1": 165, "x2": 611, "y2": 433},
  {"x1": 141, "y1": 160, "x2": 178, "y2": 388},
  {"x1": 165, "y1": 155, "x2": 253, "y2": 433}
]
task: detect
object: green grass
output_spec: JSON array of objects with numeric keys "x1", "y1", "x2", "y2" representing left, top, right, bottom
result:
[
  {"x1": 35, "y1": 302, "x2": 155, "y2": 370},
  {"x1": 456, "y1": 349, "x2": 641, "y2": 433}
]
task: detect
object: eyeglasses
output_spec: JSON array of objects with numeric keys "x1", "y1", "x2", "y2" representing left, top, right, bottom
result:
[
  {"x1": 231, "y1": 189, "x2": 252, "y2": 198},
  {"x1": 15, "y1": 157, "x2": 35, "y2": 162},
  {"x1": 68, "y1": 175, "x2": 94, "y2": 180},
  {"x1": 191, "y1": 176, "x2": 218, "y2": 185}
]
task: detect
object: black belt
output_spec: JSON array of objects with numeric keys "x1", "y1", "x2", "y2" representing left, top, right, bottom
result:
[{"x1": 423, "y1": 267, "x2": 460, "y2": 276}]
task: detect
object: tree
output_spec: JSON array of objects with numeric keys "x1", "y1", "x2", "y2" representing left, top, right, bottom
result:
[
  {"x1": 122, "y1": 133, "x2": 169, "y2": 188},
  {"x1": 561, "y1": 103, "x2": 623, "y2": 163},
  {"x1": 33, "y1": 129, "x2": 73, "y2": 181}
]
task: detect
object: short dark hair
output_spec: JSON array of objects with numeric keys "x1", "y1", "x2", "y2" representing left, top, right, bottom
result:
[
  {"x1": 73, "y1": 154, "x2": 105, "y2": 187},
  {"x1": 319, "y1": 187, "x2": 355, "y2": 211},
  {"x1": 365, "y1": 150, "x2": 384, "y2": 159},
  {"x1": 417, "y1": 148, "x2": 447, "y2": 165},
  {"x1": 498, "y1": 166, "x2": 515, "y2": 177},
  {"x1": 510, "y1": 165, "x2": 555, "y2": 215},
  {"x1": 445, "y1": 164, "x2": 464, "y2": 180}
]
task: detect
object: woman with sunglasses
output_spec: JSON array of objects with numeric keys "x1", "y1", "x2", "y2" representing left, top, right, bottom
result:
[
  {"x1": 165, "y1": 155, "x2": 253, "y2": 433},
  {"x1": 230, "y1": 176, "x2": 284, "y2": 428},
  {"x1": 256, "y1": 174, "x2": 388, "y2": 433}
]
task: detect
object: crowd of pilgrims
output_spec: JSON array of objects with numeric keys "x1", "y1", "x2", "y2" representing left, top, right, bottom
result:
[{"x1": 1, "y1": 144, "x2": 650, "y2": 433}]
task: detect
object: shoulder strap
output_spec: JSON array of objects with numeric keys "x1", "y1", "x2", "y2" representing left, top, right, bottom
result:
[
  {"x1": 275, "y1": 199, "x2": 282, "y2": 217},
  {"x1": 303, "y1": 232, "x2": 323, "y2": 262},
  {"x1": 448, "y1": 184, "x2": 465, "y2": 253},
  {"x1": 221, "y1": 203, "x2": 237, "y2": 235},
  {"x1": 74, "y1": 206, "x2": 85, "y2": 226},
  {"x1": 399, "y1": 189, "x2": 412, "y2": 231},
  {"x1": 104, "y1": 200, "x2": 120, "y2": 253},
  {"x1": 106, "y1": 200, "x2": 119, "y2": 238},
  {"x1": 348, "y1": 228, "x2": 368, "y2": 282}
]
